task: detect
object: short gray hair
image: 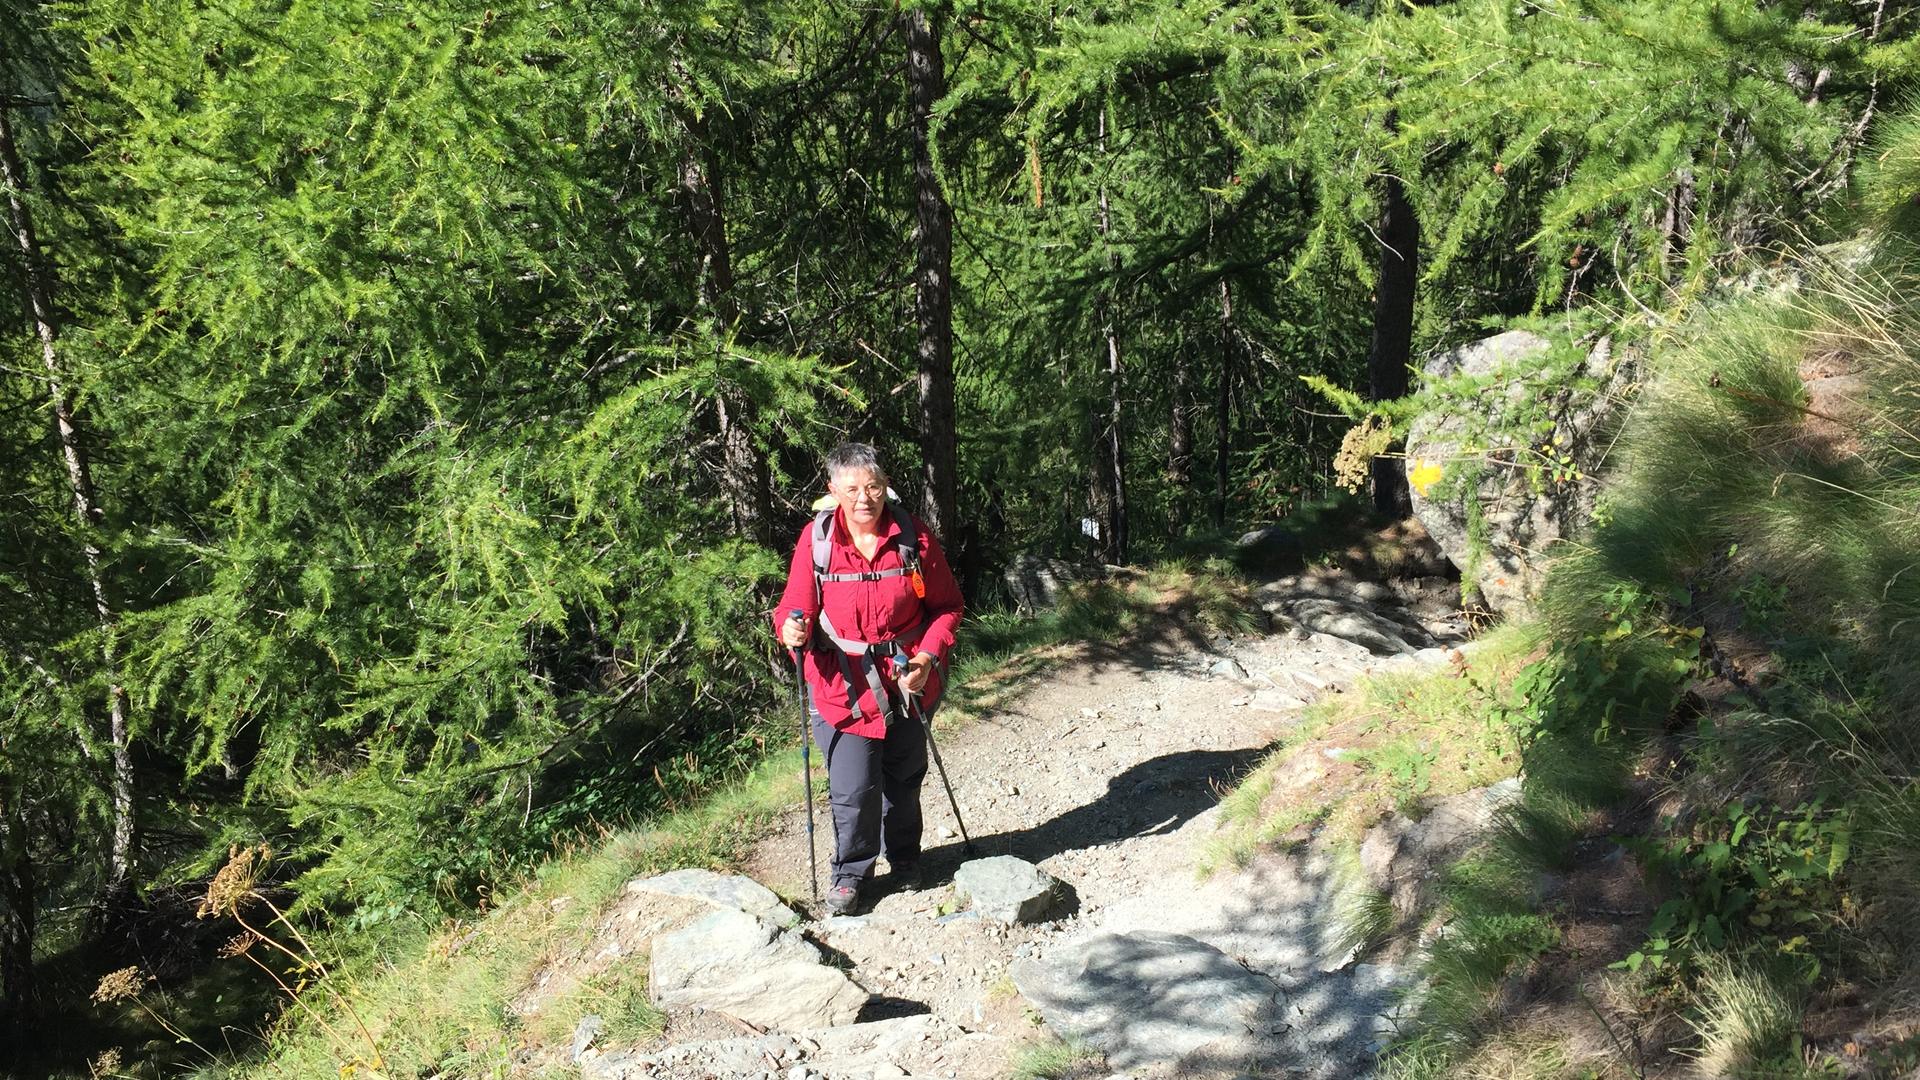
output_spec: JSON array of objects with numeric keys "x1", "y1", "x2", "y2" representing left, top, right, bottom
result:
[{"x1": 826, "y1": 442, "x2": 886, "y2": 483}]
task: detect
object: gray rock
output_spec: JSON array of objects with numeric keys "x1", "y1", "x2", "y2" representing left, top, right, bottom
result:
[
  {"x1": 1254, "y1": 574, "x2": 1438, "y2": 656},
  {"x1": 570, "y1": 1014, "x2": 604, "y2": 1062},
  {"x1": 1405, "y1": 331, "x2": 1639, "y2": 618},
  {"x1": 603, "y1": 1014, "x2": 985, "y2": 1080},
  {"x1": 1360, "y1": 778, "x2": 1525, "y2": 911},
  {"x1": 1262, "y1": 599, "x2": 1430, "y2": 657},
  {"x1": 953, "y1": 856, "x2": 1060, "y2": 924},
  {"x1": 577, "y1": 1049, "x2": 640, "y2": 1079},
  {"x1": 650, "y1": 909, "x2": 868, "y2": 1031},
  {"x1": 1011, "y1": 930, "x2": 1281, "y2": 1069},
  {"x1": 1004, "y1": 554, "x2": 1103, "y2": 613},
  {"x1": 1234, "y1": 525, "x2": 1307, "y2": 572},
  {"x1": 1249, "y1": 689, "x2": 1307, "y2": 713},
  {"x1": 626, "y1": 867, "x2": 801, "y2": 928},
  {"x1": 1207, "y1": 656, "x2": 1251, "y2": 680}
]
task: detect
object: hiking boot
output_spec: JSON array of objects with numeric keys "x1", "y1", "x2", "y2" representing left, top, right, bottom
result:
[
  {"x1": 889, "y1": 859, "x2": 923, "y2": 890},
  {"x1": 824, "y1": 882, "x2": 860, "y2": 915}
]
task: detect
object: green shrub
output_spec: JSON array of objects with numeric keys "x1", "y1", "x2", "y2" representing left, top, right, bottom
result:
[{"x1": 1619, "y1": 800, "x2": 1851, "y2": 978}]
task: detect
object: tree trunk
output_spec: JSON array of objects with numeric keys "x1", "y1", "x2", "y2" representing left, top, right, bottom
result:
[
  {"x1": 903, "y1": 4, "x2": 957, "y2": 546},
  {"x1": 1090, "y1": 105, "x2": 1127, "y2": 564},
  {"x1": 0, "y1": 103, "x2": 135, "y2": 901},
  {"x1": 1167, "y1": 332, "x2": 1193, "y2": 534},
  {"x1": 1658, "y1": 166, "x2": 1695, "y2": 285},
  {"x1": 680, "y1": 139, "x2": 739, "y2": 329},
  {"x1": 0, "y1": 794, "x2": 33, "y2": 1039},
  {"x1": 1214, "y1": 279, "x2": 1235, "y2": 528},
  {"x1": 676, "y1": 111, "x2": 772, "y2": 547},
  {"x1": 1367, "y1": 168, "x2": 1418, "y2": 520}
]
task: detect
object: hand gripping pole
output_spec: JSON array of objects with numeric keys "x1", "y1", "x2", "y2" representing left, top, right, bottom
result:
[{"x1": 895, "y1": 645, "x2": 974, "y2": 854}]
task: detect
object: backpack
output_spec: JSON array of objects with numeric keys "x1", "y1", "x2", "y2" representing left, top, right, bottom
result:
[{"x1": 806, "y1": 503, "x2": 928, "y2": 726}]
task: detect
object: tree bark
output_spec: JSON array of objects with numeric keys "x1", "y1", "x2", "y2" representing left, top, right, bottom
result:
[
  {"x1": 0, "y1": 103, "x2": 136, "y2": 901},
  {"x1": 903, "y1": 4, "x2": 957, "y2": 546},
  {"x1": 1090, "y1": 105, "x2": 1128, "y2": 564},
  {"x1": 1368, "y1": 168, "x2": 1418, "y2": 520},
  {"x1": 1657, "y1": 166, "x2": 1695, "y2": 284},
  {"x1": 1167, "y1": 332, "x2": 1193, "y2": 534},
  {"x1": 679, "y1": 138, "x2": 739, "y2": 329},
  {"x1": 1214, "y1": 279, "x2": 1235, "y2": 528},
  {"x1": 676, "y1": 111, "x2": 772, "y2": 547}
]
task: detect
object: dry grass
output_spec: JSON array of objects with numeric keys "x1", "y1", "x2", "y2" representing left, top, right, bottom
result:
[{"x1": 1687, "y1": 954, "x2": 1806, "y2": 1077}]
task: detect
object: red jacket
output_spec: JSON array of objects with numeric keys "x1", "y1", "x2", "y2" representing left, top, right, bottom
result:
[{"x1": 774, "y1": 506, "x2": 963, "y2": 738}]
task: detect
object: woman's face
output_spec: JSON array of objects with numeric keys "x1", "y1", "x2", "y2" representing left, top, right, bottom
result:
[{"x1": 829, "y1": 467, "x2": 888, "y2": 528}]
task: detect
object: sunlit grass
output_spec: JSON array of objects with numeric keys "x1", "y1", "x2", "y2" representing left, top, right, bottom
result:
[
  {"x1": 1687, "y1": 953, "x2": 1806, "y2": 1078},
  {"x1": 1199, "y1": 625, "x2": 1535, "y2": 876},
  {"x1": 1008, "y1": 1037, "x2": 1104, "y2": 1080}
]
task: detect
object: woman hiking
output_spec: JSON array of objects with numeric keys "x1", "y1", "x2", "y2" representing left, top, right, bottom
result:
[{"x1": 774, "y1": 443, "x2": 964, "y2": 915}]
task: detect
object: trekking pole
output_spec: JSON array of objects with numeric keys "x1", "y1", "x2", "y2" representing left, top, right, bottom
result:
[
  {"x1": 788, "y1": 609, "x2": 821, "y2": 903},
  {"x1": 896, "y1": 646, "x2": 975, "y2": 855}
]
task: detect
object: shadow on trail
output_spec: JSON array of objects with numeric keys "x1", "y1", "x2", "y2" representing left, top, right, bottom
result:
[
  {"x1": 1067, "y1": 589, "x2": 1243, "y2": 679},
  {"x1": 855, "y1": 995, "x2": 933, "y2": 1023},
  {"x1": 959, "y1": 583, "x2": 1252, "y2": 706},
  {"x1": 917, "y1": 747, "x2": 1267, "y2": 879}
]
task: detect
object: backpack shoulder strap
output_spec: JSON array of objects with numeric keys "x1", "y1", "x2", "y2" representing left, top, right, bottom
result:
[
  {"x1": 810, "y1": 509, "x2": 835, "y2": 601},
  {"x1": 889, "y1": 501, "x2": 920, "y2": 565}
]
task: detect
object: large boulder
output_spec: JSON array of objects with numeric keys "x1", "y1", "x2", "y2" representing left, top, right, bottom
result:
[
  {"x1": 1254, "y1": 570, "x2": 1438, "y2": 656},
  {"x1": 1002, "y1": 553, "x2": 1103, "y2": 613},
  {"x1": 650, "y1": 909, "x2": 869, "y2": 1031},
  {"x1": 625, "y1": 867, "x2": 801, "y2": 928},
  {"x1": 1010, "y1": 930, "x2": 1283, "y2": 1070},
  {"x1": 1403, "y1": 331, "x2": 1638, "y2": 618}
]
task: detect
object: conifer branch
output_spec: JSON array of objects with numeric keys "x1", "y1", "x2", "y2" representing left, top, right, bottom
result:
[{"x1": 476, "y1": 621, "x2": 691, "y2": 777}]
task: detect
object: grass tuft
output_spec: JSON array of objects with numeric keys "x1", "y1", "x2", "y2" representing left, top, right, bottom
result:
[
  {"x1": 1687, "y1": 953, "x2": 1806, "y2": 1077},
  {"x1": 1330, "y1": 877, "x2": 1396, "y2": 963},
  {"x1": 1008, "y1": 1037, "x2": 1104, "y2": 1080}
]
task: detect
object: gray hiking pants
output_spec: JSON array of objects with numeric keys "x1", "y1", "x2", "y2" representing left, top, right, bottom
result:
[{"x1": 809, "y1": 692, "x2": 929, "y2": 888}]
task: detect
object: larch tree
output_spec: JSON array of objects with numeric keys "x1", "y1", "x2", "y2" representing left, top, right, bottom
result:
[
  {"x1": 55, "y1": 0, "x2": 839, "y2": 923},
  {"x1": 1367, "y1": 163, "x2": 1417, "y2": 519},
  {"x1": 0, "y1": 20, "x2": 138, "y2": 910},
  {"x1": 904, "y1": 3, "x2": 959, "y2": 545}
]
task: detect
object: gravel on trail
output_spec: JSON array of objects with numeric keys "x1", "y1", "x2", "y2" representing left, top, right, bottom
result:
[{"x1": 564, "y1": 573, "x2": 1470, "y2": 1079}]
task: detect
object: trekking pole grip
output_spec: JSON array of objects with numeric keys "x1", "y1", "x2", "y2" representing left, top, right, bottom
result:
[{"x1": 786, "y1": 608, "x2": 806, "y2": 666}]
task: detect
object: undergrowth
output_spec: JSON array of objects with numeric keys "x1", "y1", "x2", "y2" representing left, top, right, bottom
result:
[{"x1": 1382, "y1": 108, "x2": 1920, "y2": 1077}]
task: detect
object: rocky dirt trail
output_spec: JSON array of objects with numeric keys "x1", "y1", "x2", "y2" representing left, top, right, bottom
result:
[{"x1": 555, "y1": 569, "x2": 1471, "y2": 1080}]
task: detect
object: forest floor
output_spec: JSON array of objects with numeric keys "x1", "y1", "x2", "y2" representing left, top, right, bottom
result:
[{"x1": 512, "y1": 552, "x2": 1482, "y2": 1080}]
